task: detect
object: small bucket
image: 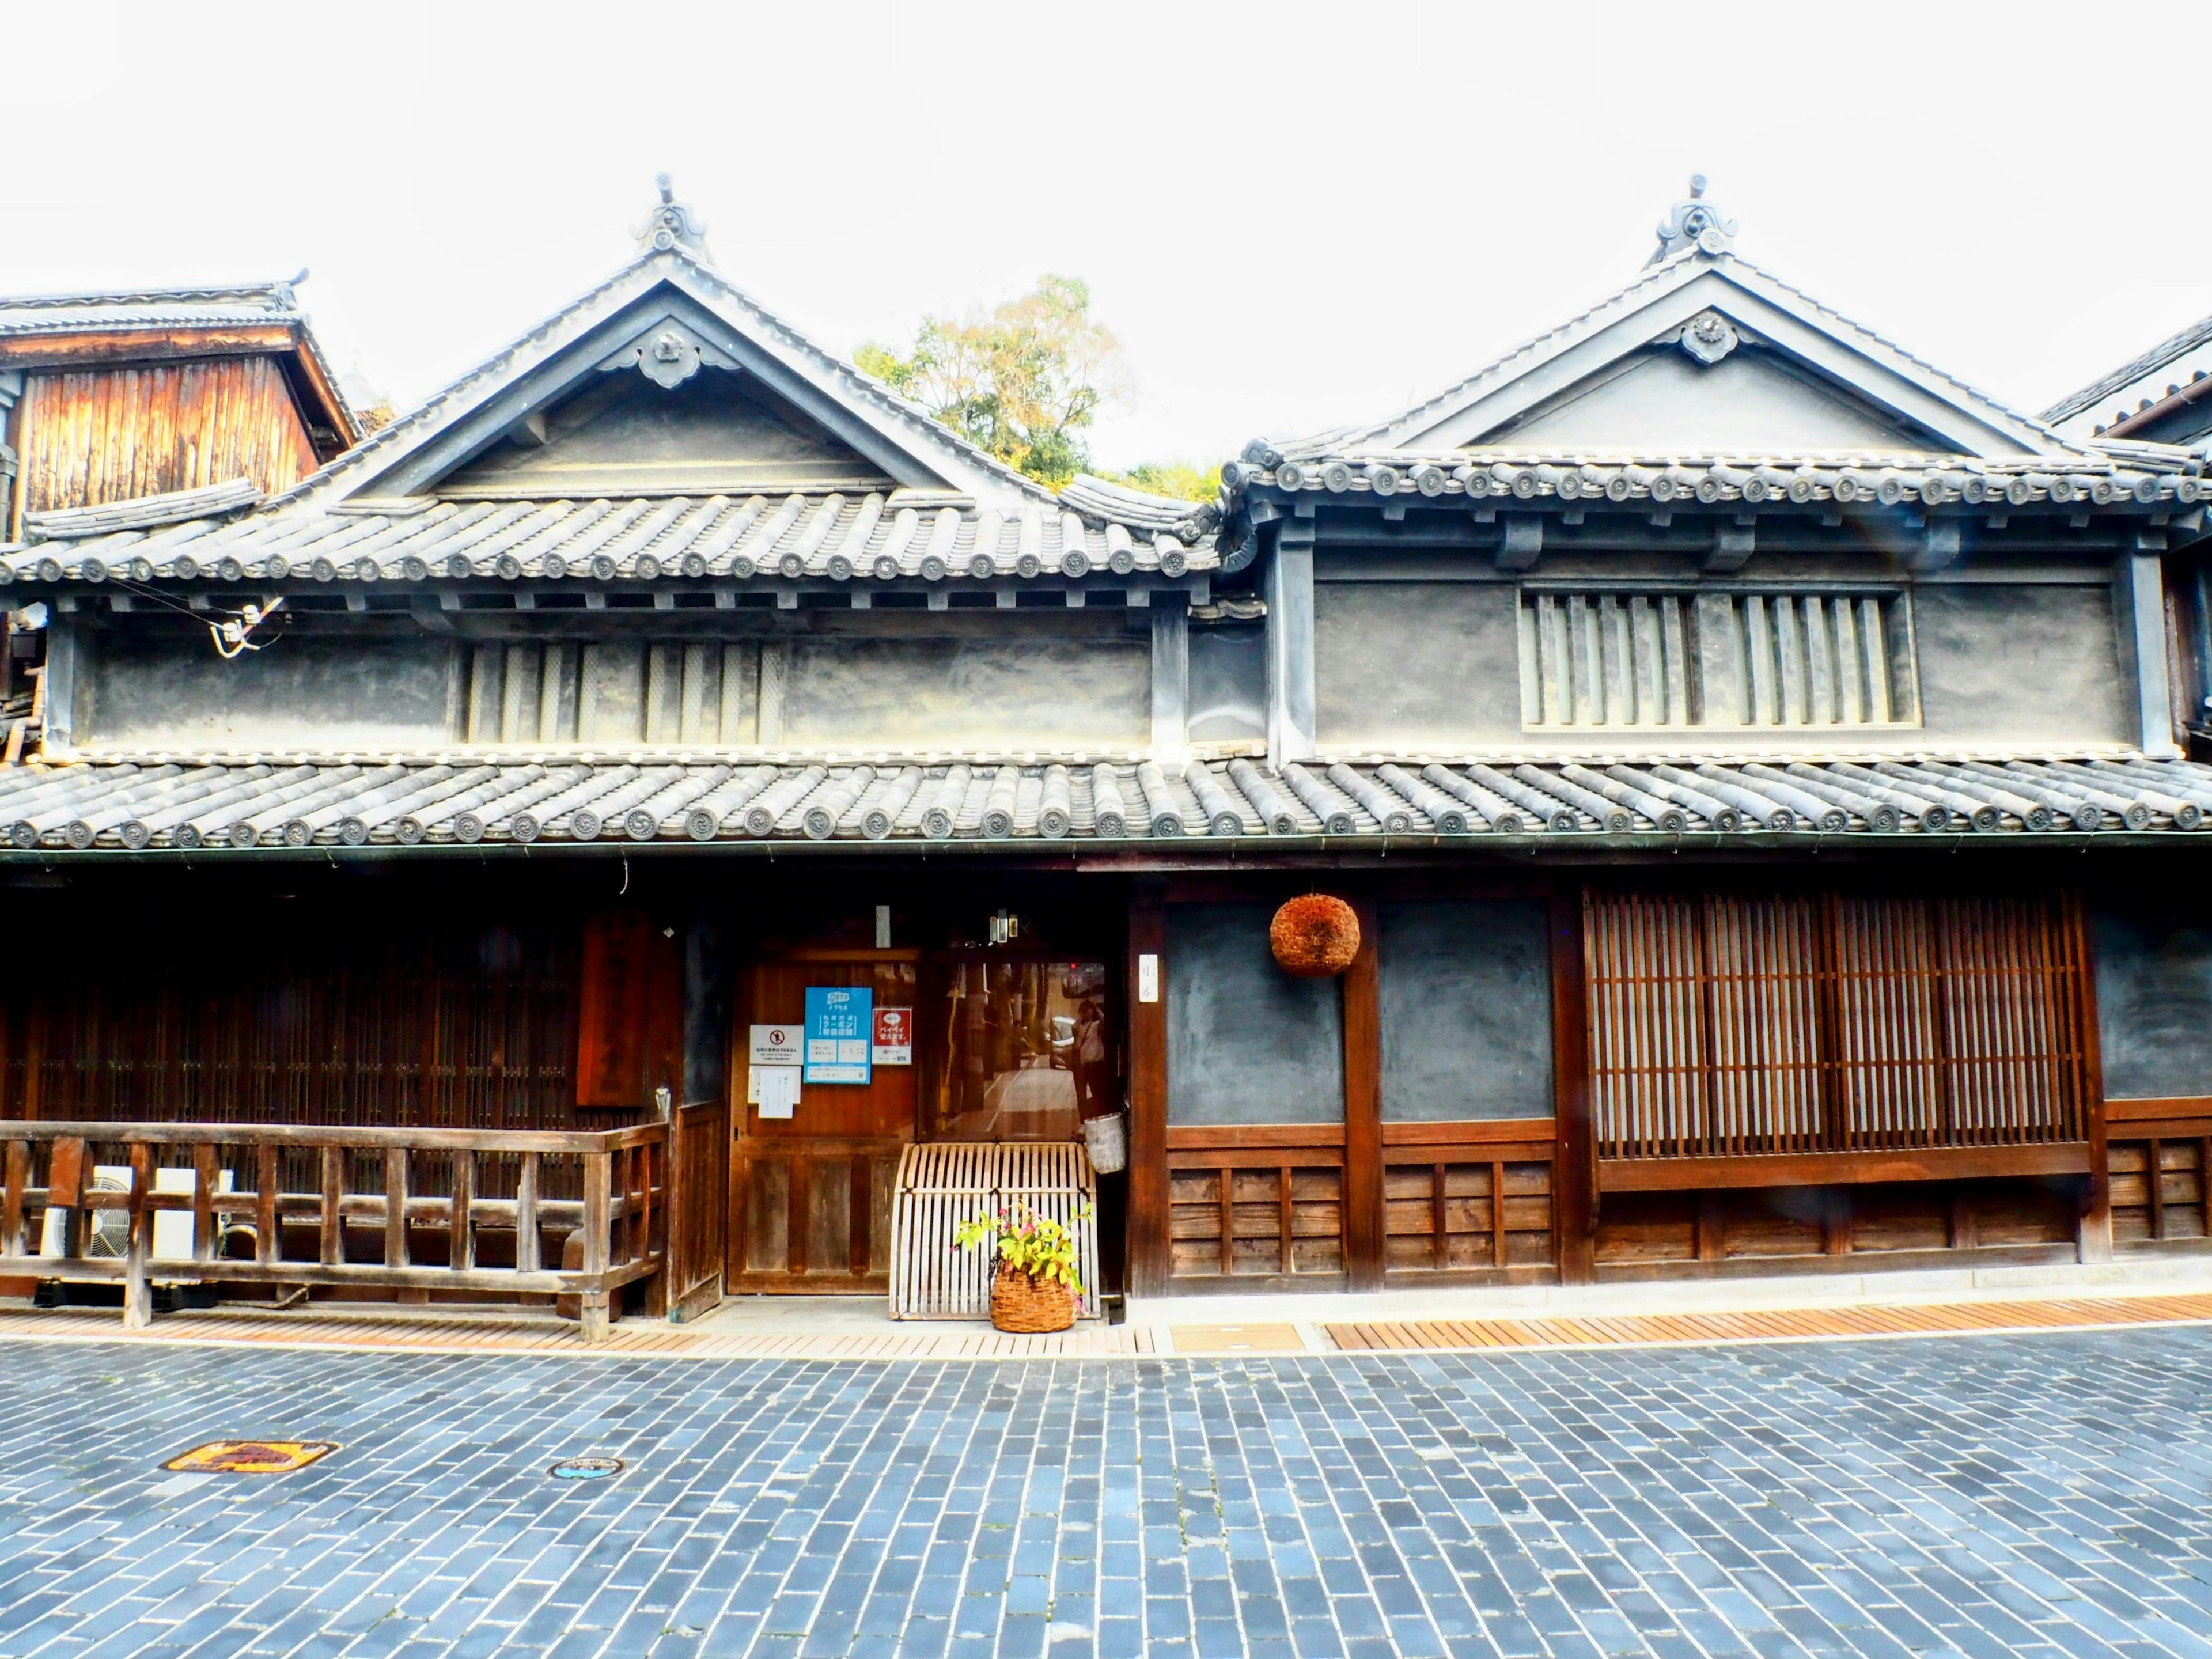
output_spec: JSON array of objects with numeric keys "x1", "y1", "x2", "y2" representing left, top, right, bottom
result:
[{"x1": 1081, "y1": 1111, "x2": 1128, "y2": 1174}]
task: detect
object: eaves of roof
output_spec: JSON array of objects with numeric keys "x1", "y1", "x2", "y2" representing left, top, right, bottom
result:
[
  {"x1": 2, "y1": 488, "x2": 1217, "y2": 586},
  {"x1": 1220, "y1": 449, "x2": 2204, "y2": 514},
  {"x1": 2045, "y1": 311, "x2": 2212, "y2": 427},
  {"x1": 1, "y1": 755, "x2": 2207, "y2": 855}
]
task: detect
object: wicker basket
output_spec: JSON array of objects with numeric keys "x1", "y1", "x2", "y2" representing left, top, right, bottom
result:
[{"x1": 990, "y1": 1263, "x2": 1077, "y2": 1333}]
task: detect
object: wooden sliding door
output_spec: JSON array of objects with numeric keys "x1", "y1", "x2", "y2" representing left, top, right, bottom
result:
[{"x1": 728, "y1": 952, "x2": 916, "y2": 1293}]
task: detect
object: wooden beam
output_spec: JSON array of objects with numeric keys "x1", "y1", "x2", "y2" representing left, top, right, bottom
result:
[
  {"x1": 1550, "y1": 887, "x2": 1595, "y2": 1284},
  {"x1": 1126, "y1": 882, "x2": 1170, "y2": 1296},
  {"x1": 1343, "y1": 893, "x2": 1384, "y2": 1293},
  {"x1": 1596, "y1": 1143, "x2": 2094, "y2": 1192},
  {"x1": 2077, "y1": 893, "x2": 2115, "y2": 1262}
]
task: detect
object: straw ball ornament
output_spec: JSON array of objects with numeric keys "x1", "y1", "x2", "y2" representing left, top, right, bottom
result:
[{"x1": 1270, "y1": 894, "x2": 1361, "y2": 977}]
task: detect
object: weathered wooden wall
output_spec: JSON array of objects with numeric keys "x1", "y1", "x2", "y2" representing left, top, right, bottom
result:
[
  {"x1": 16, "y1": 357, "x2": 321, "y2": 516},
  {"x1": 0, "y1": 909, "x2": 581, "y2": 1132}
]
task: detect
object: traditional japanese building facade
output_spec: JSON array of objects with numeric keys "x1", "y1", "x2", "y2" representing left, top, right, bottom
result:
[{"x1": 5, "y1": 179, "x2": 2212, "y2": 1313}]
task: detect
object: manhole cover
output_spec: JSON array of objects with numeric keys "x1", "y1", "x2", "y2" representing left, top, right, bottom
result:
[
  {"x1": 548, "y1": 1455, "x2": 625, "y2": 1480},
  {"x1": 164, "y1": 1440, "x2": 339, "y2": 1475}
]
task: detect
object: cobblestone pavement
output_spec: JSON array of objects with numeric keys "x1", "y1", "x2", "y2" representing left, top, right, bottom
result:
[{"x1": 3, "y1": 1330, "x2": 2212, "y2": 1659}]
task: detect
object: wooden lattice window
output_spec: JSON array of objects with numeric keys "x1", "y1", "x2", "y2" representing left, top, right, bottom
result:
[
  {"x1": 1582, "y1": 889, "x2": 2090, "y2": 1159},
  {"x1": 1518, "y1": 588, "x2": 1917, "y2": 729}
]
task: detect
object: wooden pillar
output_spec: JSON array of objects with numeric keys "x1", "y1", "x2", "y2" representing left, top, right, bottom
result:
[
  {"x1": 2116, "y1": 541, "x2": 2181, "y2": 758},
  {"x1": 2075, "y1": 896, "x2": 2114, "y2": 1263},
  {"x1": 1550, "y1": 887, "x2": 1596, "y2": 1283},
  {"x1": 1264, "y1": 517, "x2": 1316, "y2": 767},
  {"x1": 122, "y1": 1142, "x2": 152, "y2": 1330},
  {"x1": 581, "y1": 1149, "x2": 612, "y2": 1344},
  {"x1": 1150, "y1": 603, "x2": 1190, "y2": 762},
  {"x1": 1127, "y1": 882, "x2": 1170, "y2": 1296},
  {"x1": 1342, "y1": 895, "x2": 1383, "y2": 1293}
]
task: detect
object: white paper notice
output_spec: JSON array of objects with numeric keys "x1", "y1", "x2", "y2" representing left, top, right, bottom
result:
[
  {"x1": 1138, "y1": 953, "x2": 1160, "y2": 1003},
  {"x1": 749, "y1": 1025, "x2": 802, "y2": 1067},
  {"x1": 752, "y1": 1065, "x2": 801, "y2": 1119}
]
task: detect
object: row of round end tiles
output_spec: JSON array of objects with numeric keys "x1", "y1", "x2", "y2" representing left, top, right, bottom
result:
[
  {"x1": 6, "y1": 757, "x2": 2208, "y2": 850},
  {"x1": 1240, "y1": 459, "x2": 2200, "y2": 509},
  {"x1": 3, "y1": 543, "x2": 1197, "y2": 586}
]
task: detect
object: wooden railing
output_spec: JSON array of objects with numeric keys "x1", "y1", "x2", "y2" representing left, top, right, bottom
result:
[{"x1": 0, "y1": 1120, "x2": 669, "y2": 1342}]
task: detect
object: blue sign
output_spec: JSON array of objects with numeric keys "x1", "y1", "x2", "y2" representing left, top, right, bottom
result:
[{"x1": 804, "y1": 986, "x2": 873, "y2": 1085}]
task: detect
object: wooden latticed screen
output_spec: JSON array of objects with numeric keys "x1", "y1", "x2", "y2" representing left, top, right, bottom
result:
[
  {"x1": 1583, "y1": 889, "x2": 2090, "y2": 1160},
  {"x1": 0, "y1": 916, "x2": 579, "y2": 1131}
]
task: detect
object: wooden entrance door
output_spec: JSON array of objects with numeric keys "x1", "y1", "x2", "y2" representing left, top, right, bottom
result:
[{"x1": 728, "y1": 950, "x2": 916, "y2": 1293}]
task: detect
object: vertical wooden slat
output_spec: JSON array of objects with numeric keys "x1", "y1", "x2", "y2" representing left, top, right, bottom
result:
[
  {"x1": 450, "y1": 1149, "x2": 475, "y2": 1271},
  {"x1": 320, "y1": 1146, "x2": 343, "y2": 1267},
  {"x1": 787, "y1": 1155, "x2": 811, "y2": 1275},
  {"x1": 1281, "y1": 1166, "x2": 1296, "y2": 1275},
  {"x1": 384, "y1": 1147, "x2": 408, "y2": 1270},
  {"x1": 256, "y1": 1143, "x2": 278, "y2": 1265},
  {"x1": 192, "y1": 1143, "x2": 217, "y2": 1264},
  {"x1": 123, "y1": 1142, "x2": 152, "y2": 1330},
  {"x1": 2073, "y1": 892, "x2": 2112, "y2": 1262},
  {"x1": 515, "y1": 1152, "x2": 540, "y2": 1272},
  {"x1": 1556, "y1": 887, "x2": 1595, "y2": 1283},
  {"x1": 580, "y1": 1150, "x2": 612, "y2": 1343},
  {"x1": 1342, "y1": 893, "x2": 1383, "y2": 1294},
  {"x1": 2149, "y1": 1138, "x2": 2166, "y2": 1240},
  {"x1": 1491, "y1": 1160, "x2": 1508, "y2": 1270},
  {"x1": 1218, "y1": 1168, "x2": 1234, "y2": 1277},
  {"x1": 1127, "y1": 884, "x2": 1170, "y2": 1296},
  {"x1": 1, "y1": 1139, "x2": 25, "y2": 1257},
  {"x1": 849, "y1": 1156, "x2": 872, "y2": 1278}
]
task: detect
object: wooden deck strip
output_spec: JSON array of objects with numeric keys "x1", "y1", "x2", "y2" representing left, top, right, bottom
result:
[
  {"x1": 1322, "y1": 1292, "x2": 2212, "y2": 1353},
  {"x1": 0, "y1": 1305, "x2": 1158, "y2": 1361}
]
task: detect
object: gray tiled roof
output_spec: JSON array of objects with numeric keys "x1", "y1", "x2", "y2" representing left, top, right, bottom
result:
[
  {"x1": 2044, "y1": 312, "x2": 2212, "y2": 427},
  {"x1": 1224, "y1": 449, "x2": 2203, "y2": 510},
  {"x1": 1, "y1": 488, "x2": 1214, "y2": 585},
  {"x1": 3, "y1": 755, "x2": 2207, "y2": 851},
  {"x1": 0, "y1": 281, "x2": 304, "y2": 336}
]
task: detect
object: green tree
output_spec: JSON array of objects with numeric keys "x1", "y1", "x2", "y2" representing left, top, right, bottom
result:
[
  {"x1": 856, "y1": 275, "x2": 1122, "y2": 489},
  {"x1": 1097, "y1": 461, "x2": 1221, "y2": 503}
]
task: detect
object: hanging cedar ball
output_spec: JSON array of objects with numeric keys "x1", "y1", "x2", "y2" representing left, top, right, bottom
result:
[{"x1": 1271, "y1": 894, "x2": 1361, "y2": 977}]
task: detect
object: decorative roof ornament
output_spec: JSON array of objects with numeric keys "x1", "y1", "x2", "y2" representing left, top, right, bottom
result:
[
  {"x1": 635, "y1": 173, "x2": 712, "y2": 262},
  {"x1": 1649, "y1": 174, "x2": 1738, "y2": 265}
]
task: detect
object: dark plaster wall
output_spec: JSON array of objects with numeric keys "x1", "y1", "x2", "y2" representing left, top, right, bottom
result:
[
  {"x1": 1377, "y1": 900, "x2": 1553, "y2": 1121},
  {"x1": 1189, "y1": 623, "x2": 1265, "y2": 743},
  {"x1": 1315, "y1": 582, "x2": 1522, "y2": 748},
  {"x1": 1914, "y1": 584, "x2": 2128, "y2": 745},
  {"x1": 783, "y1": 634, "x2": 1149, "y2": 749},
  {"x1": 1166, "y1": 902, "x2": 1343, "y2": 1126},
  {"x1": 82, "y1": 632, "x2": 455, "y2": 749},
  {"x1": 2092, "y1": 902, "x2": 2212, "y2": 1100}
]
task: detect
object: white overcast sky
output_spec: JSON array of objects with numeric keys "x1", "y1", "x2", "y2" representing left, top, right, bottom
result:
[{"x1": 5, "y1": 1, "x2": 2209, "y2": 469}]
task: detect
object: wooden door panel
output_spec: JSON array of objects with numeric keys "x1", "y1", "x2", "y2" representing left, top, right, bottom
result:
[{"x1": 729, "y1": 955, "x2": 916, "y2": 1294}]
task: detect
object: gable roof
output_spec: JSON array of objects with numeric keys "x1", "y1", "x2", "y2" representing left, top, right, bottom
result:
[
  {"x1": 1311, "y1": 247, "x2": 2085, "y2": 463},
  {"x1": 0, "y1": 278, "x2": 357, "y2": 452},
  {"x1": 273, "y1": 244, "x2": 1065, "y2": 513},
  {"x1": 1, "y1": 238, "x2": 1221, "y2": 580}
]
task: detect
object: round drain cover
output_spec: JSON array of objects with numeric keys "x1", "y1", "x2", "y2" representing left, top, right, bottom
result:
[{"x1": 548, "y1": 1456, "x2": 625, "y2": 1480}]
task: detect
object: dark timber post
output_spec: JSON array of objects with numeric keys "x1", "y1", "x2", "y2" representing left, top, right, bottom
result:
[
  {"x1": 1342, "y1": 894, "x2": 1384, "y2": 1292},
  {"x1": 1127, "y1": 881, "x2": 1170, "y2": 1297},
  {"x1": 1551, "y1": 886, "x2": 1596, "y2": 1284}
]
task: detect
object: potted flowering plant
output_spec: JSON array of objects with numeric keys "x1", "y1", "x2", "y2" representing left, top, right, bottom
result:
[{"x1": 955, "y1": 1202, "x2": 1089, "y2": 1332}]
